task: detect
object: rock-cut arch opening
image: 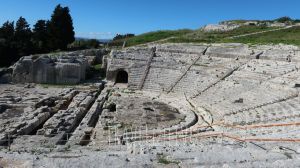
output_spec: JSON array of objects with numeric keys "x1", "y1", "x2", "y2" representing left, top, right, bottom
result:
[{"x1": 115, "y1": 70, "x2": 128, "y2": 83}]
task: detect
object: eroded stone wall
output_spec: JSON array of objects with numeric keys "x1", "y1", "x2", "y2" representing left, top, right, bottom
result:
[
  {"x1": 12, "y1": 56, "x2": 88, "y2": 84},
  {"x1": 10, "y1": 49, "x2": 109, "y2": 84}
]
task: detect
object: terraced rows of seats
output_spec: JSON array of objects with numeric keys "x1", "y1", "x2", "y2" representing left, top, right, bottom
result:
[
  {"x1": 108, "y1": 43, "x2": 300, "y2": 143},
  {"x1": 121, "y1": 45, "x2": 299, "y2": 140},
  {"x1": 224, "y1": 96, "x2": 300, "y2": 126},
  {"x1": 191, "y1": 59, "x2": 300, "y2": 120},
  {"x1": 140, "y1": 52, "x2": 187, "y2": 91},
  {"x1": 171, "y1": 57, "x2": 247, "y2": 97},
  {"x1": 128, "y1": 67, "x2": 145, "y2": 89},
  {"x1": 129, "y1": 44, "x2": 207, "y2": 92},
  {"x1": 142, "y1": 68, "x2": 183, "y2": 92}
]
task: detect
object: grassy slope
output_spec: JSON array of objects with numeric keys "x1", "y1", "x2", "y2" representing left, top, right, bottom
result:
[
  {"x1": 222, "y1": 26, "x2": 300, "y2": 45},
  {"x1": 111, "y1": 25, "x2": 300, "y2": 47},
  {"x1": 110, "y1": 29, "x2": 193, "y2": 47},
  {"x1": 168, "y1": 25, "x2": 278, "y2": 43}
]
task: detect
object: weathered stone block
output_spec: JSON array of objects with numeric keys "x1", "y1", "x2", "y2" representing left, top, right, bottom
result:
[{"x1": 12, "y1": 55, "x2": 88, "y2": 84}]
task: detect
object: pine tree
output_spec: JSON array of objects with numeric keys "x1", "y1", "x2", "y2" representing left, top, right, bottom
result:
[
  {"x1": 48, "y1": 4, "x2": 75, "y2": 50},
  {"x1": 0, "y1": 21, "x2": 14, "y2": 41},
  {"x1": 15, "y1": 17, "x2": 33, "y2": 56},
  {"x1": 0, "y1": 5, "x2": 76, "y2": 67},
  {"x1": 0, "y1": 21, "x2": 17, "y2": 66},
  {"x1": 32, "y1": 20, "x2": 49, "y2": 53}
]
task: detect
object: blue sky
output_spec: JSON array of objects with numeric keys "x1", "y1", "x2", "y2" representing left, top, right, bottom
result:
[{"x1": 0, "y1": 0, "x2": 299, "y2": 39}]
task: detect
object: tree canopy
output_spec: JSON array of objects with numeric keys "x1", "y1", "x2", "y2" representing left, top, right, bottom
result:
[
  {"x1": 0, "y1": 4, "x2": 76, "y2": 67},
  {"x1": 15, "y1": 17, "x2": 33, "y2": 56},
  {"x1": 48, "y1": 4, "x2": 75, "y2": 50},
  {"x1": 32, "y1": 20, "x2": 49, "y2": 53},
  {"x1": 113, "y1": 33, "x2": 135, "y2": 41}
]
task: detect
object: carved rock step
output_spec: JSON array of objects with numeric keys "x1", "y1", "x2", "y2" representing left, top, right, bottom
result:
[{"x1": 67, "y1": 87, "x2": 110, "y2": 146}]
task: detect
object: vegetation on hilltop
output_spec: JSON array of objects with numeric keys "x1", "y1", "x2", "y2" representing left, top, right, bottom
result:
[
  {"x1": 108, "y1": 17, "x2": 300, "y2": 48},
  {"x1": 69, "y1": 39, "x2": 101, "y2": 49},
  {"x1": 223, "y1": 17, "x2": 300, "y2": 24},
  {"x1": 109, "y1": 29, "x2": 192, "y2": 47},
  {"x1": 168, "y1": 25, "x2": 277, "y2": 43},
  {"x1": 113, "y1": 33, "x2": 135, "y2": 41},
  {"x1": 275, "y1": 16, "x2": 300, "y2": 23}
]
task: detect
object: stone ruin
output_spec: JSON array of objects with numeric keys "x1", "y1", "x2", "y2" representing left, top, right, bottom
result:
[
  {"x1": 1, "y1": 49, "x2": 108, "y2": 85},
  {"x1": 12, "y1": 55, "x2": 87, "y2": 84},
  {"x1": 106, "y1": 43, "x2": 300, "y2": 92},
  {"x1": 1, "y1": 43, "x2": 300, "y2": 167},
  {"x1": 202, "y1": 24, "x2": 240, "y2": 32}
]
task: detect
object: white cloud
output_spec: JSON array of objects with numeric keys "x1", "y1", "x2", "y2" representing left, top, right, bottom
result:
[{"x1": 76, "y1": 32, "x2": 116, "y2": 39}]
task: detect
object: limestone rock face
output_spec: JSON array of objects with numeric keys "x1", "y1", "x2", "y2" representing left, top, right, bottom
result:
[
  {"x1": 202, "y1": 24, "x2": 240, "y2": 32},
  {"x1": 10, "y1": 48, "x2": 109, "y2": 84},
  {"x1": 62, "y1": 48, "x2": 109, "y2": 65},
  {"x1": 12, "y1": 55, "x2": 88, "y2": 84}
]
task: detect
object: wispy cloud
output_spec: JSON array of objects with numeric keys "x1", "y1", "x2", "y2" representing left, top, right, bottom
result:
[{"x1": 75, "y1": 32, "x2": 116, "y2": 39}]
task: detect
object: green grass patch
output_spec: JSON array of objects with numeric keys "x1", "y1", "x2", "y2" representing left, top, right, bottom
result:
[
  {"x1": 86, "y1": 63, "x2": 106, "y2": 79},
  {"x1": 168, "y1": 25, "x2": 278, "y2": 44},
  {"x1": 157, "y1": 155, "x2": 180, "y2": 165},
  {"x1": 110, "y1": 29, "x2": 193, "y2": 47},
  {"x1": 222, "y1": 20, "x2": 261, "y2": 24},
  {"x1": 93, "y1": 64, "x2": 102, "y2": 71},
  {"x1": 222, "y1": 26, "x2": 300, "y2": 45},
  {"x1": 110, "y1": 24, "x2": 300, "y2": 47}
]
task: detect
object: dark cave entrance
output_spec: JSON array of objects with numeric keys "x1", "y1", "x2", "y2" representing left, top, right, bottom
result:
[{"x1": 115, "y1": 70, "x2": 128, "y2": 84}]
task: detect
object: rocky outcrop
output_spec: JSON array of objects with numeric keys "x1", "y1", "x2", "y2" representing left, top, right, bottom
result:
[
  {"x1": 202, "y1": 24, "x2": 240, "y2": 32},
  {"x1": 12, "y1": 55, "x2": 88, "y2": 84},
  {"x1": 10, "y1": 48, "x2": 109, "y2": 84},
  {"x1": 54, "y1": 48, "x2": 109, "y2": 65}
]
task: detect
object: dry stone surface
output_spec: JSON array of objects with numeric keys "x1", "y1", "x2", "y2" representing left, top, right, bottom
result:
[{"x1": 2, "y1": 43, "x2": 300, "y2": 167}]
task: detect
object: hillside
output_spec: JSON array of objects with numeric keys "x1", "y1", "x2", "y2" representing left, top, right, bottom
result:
[
  {"x1": 111, "y1": 18, "x2": 300, "y2": 47},
  {"x1": 168, "y1": 25, "x2": 279, "y2": 43},
  {"x1": 222, "y1": 26, "x2": 300, "y2": 45},
  {"x1": 109, "y1": 29, "x2": 192, "y2": 47}
]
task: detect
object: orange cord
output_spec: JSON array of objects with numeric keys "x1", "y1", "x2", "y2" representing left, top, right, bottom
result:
[{"x1": 147, "y1": 122, "x2": 300, "y2": 143}]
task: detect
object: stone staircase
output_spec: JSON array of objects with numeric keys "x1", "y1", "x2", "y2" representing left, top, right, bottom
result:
[
  {"x1": 165, "y1": 53, "x2": 203, "y2": 93},
  {"x1": 191, "y1": 62, "x2": 246, "y2": 99},
  {"x1": 138, "y1": 47, "x2": 156, "y2": 90},
  {"x1": 128, "y1": 67, "x2": 146, "y2": 90},
  {"x1": 142, "y1": 68, "x2": 183, "y2": 92}
]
